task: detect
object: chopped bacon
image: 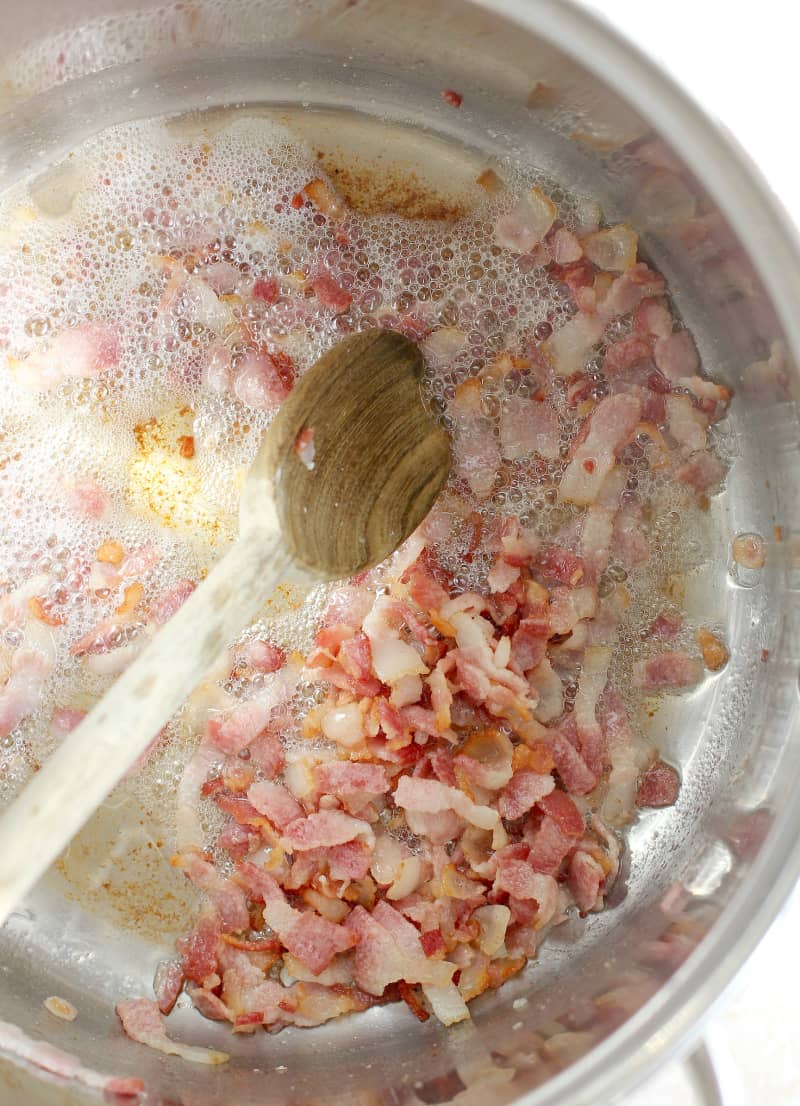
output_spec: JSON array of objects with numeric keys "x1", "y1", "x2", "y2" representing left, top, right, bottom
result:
[
  {"x1": 252, "y1": 277, "x2": 279, "y2": 303},
  {"x1": 633, "y1": 651, "x2": 703, "y2": 691},
  {"x1": 654, "y1": 330, "x2": 700, "y2": 382},
  {"x1": 248, "y1": 730, "x2": 285, "y2": 777},
  {"x1": 494, "y1": 859, "x2": 558, "y2": 909},
  {"x1": 281, "y1": 811, "x2": 375, "y2": 852},
  {"x1": 637, "y1": 760, "x2": 681, "y2": 808},
  {"x1": 245, "y1": 640, "x2": 286, "y2": 673},
  {"x1": 500, "y1": 769, "x2": 557, "y2": 822},
  {"x1": 176, "y1": 910, "x2": 221, "y2": 985},
  {"x1": 559, "y1": 394, "x2": 642, "y2": 506},
  {"x1": 17, "y1": 321, "x2": 119, "y2": 392},
  {"x1": 568, "y1": 850, "x2": 605, "y2": 912},
  {"x1": 233, "y1": 349, "x2": 293, "y2": 409},
  {"x1": 50, "y1": 706, "x2": 86, "y2": 739},
  {"x1": 316, "y1": 760, "x2": 389, "y2": 795},
  {"x1": 173, "y1": 852, "x2": 250, "y2": 932},
  {"x1": 311, "y1": 270, "x2": 352, "y2": 314},
  {"x1": 66, "y1": 476, "x2": 110, "y2": 520},
  {"x1": 248, "y1": 780, "x2": 304, "y2": 829},
  {"x1": 537, "y1": 547, "x2": 585, "y2": 587},
  {"x1": 303, "y1": 178, "x2": 347, "y2": 221},
  {"x1": 0, "y1": 646, "x2": 53, "y2": 739},
  {"x1": 604, "y1": 263, "x2": 666, "y2": 316},
  {"x1": 153, "y1": 958, "x2": 184, "y2": 1015},
  {"x1": 547, "y1": 728, "x2": 598, "y2": 795},
  {"x1": 525, "y1": 815, "x2": 574, "y2": 875},
  {"x1": 500, "y1": 396, "x2": 560, "y2": 461},
  {"x1": 603, "y1": 335, "x2": 653, "y2": 374},
  {"x1": 537, "y1": 789, "x2": 585, "y2": 837},
  {"x1": 149, "y1": 578, "x2": 196, "y2": 625},
  {"x1": 116, "y1": 998, "x2": 229, "y2": 1065},
  {"x1": 328, "y1": 840, "x2": 371, "y2": 881},
  {"x1": 441, "y1": 89, "x2": 463, "y2": 108},
  {"x1": 283, "y1": 911, "x2": 356, "y2": 975},
  {"x1": 650, "y1": 610, "x2": 683, "y2": 642},
  {"x1": 207, "y1": 700, "x2": 270, "y2": 755},
  {"x1": 510, "y1": 617, "x2": 549, "y2": 672},
  {"x1": 345, "y1": 904, "x2": 454, "y2": 995},
  {"x1": 675, "y1": 451, "x2": 725, "y2": 494}
]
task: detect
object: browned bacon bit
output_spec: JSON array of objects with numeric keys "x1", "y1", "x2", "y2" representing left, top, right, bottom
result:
[
  {"x1": 761, "y1": 649, "x2": 770, "y2": 663},
  {"x1": 732, "y1": 532, "x2": 766, "y2": 570},
  {"x1": 696, "y1": 627, "x2": 729, "y2": 672},
  {"x1": 636, "y1": 761, "x2": 681, "y2": 808},
  {"x1": 441, "y1": 89, "x2": 463, "y2": 108},
  {"x1": 177, "y1": 434, "x2": 195, "y2": 459},
  {"x1": 398, "y1": 981, "x2": 431, "y2": 1022}
]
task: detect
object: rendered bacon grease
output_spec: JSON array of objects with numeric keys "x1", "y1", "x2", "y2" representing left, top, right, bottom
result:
[{"x1": 0, "y1": 117, "x2": 733, "y2": 1046}]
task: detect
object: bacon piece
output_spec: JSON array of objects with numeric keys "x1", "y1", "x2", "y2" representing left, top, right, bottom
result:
[
  {"x1": 233, "y1": 349, "x2": 293, "y2": 409},
  {"x1": 675, "y1": 451, "x2": 725, "y2": 493},
  {"x1": 550, "y1": 227, "x2": 582, "y2": 264},
  {"x1": 654, "y1": 330, "x2": 700, "y2": 382},
  {"x1": 281, "y1": 811, "x2": 375, "y2": 852},
  {"x1": 248, "y1": 730, "x2": 285, "y2": 777},
  {"x1": 494, "y1": 188, "x2": 556, "y2": 254},
  {"x1": 345, "y1": 903, "x2": 454, "y2": 997},
  {"x1": 600, "y1": 687, "x2": 653, "y2": 827},
  {"x1": 537, "y1": 790, "x2": 585, "y2": 837},
  {"x1": 153, "y1": 958, "x2": 184, "y2": 1015},
  {"x1": 252, "y1": 277, "x2": 279, "y2": 304},
  {"x1": 543, "y1": 312, "x2": 605, "y2": 377},
  {"x1": 316, "y1": 760, "x2": 389, "y2": 795},
  {"x1": 116, "y1": 998, "x2": 229, "y2": 1064},
  {"x1": 394, "y1": 773, "x2": 505, "y2": 847},
  {"x1": 603, "y1": 335, "x2": 652, "y2": 374},
  {"x1": 547, "y1": 729, "x2": 598, "y2": 795},
  {"x1": 530, "y1": 660, "x2": 565, "y2": 723},
  {"x1": 731, "y1": 533, "x2": 766, "y2": 570},
  {"x1": 604, "y1": 263, "x2": 666, "y2": 316},
  {"x1": 311, "y1": 270, "x2": 352, "y2": 314},
  {"x1": 573, "y1": 645, "x2": 611, "y2": 776},
  {"x1": 247, "y1": 780, "x2": 304, "y2": 829},
  {"x1": 494, "y1": 858, "x2": 558, "y2": 907},
  {"x1": 636, "y1": 760, "x2": 681, "y2": 808},
  {"x1": 665, "y1": 395, "x2": 708, "y2": 453},
  {"x1": 65, "y1": 476, "x2": 110, "y2": 521},
  {"x1": 16, "y1": 321, "x2": 119, "y2": 392},
  {"x1": 499, "y1": 395, "x2": 560, "y2": 461},
  {"x1": 537, "y1": 547, "x2": 585, "y2": 587},
  {"x1": 0, "y1": 646, "x2": 53, "y2": 739},
  {"x1": 303, "y1": 178, "x2": 347, "y2": 220},
  {"x1": 510, "y1": 617, "x2": 549, "y2": 673},
  {"x1": 548, "y1": 586, "x2": 597, "y2": 635},
  {"x1": 634, "y1": 297, "x2": 673, "y2": 341},
  {"x1": 650, "y1": 610, "x2": 682, "y2": 642},
  {"x1": 633, "y1": 651, "x2": 703, "y2": 691},
  {"x1": 244, "y1": 640, "x2": 286, "y2": 673},
  {"x1": 207, "y1": 700, "x2": 270, "y2": 755},
  {"x1": 283, "y1": 911, "x2": 357, "y2": 975},
  {"x1": 559, "y1": 394, "x2": 642, "y2": 506},
  {"x1": 323, "y1": 585, "x2": 375, "y2": 628},
  {"x1": 568, "y1": 851, "x2": 605, "y2": 912},
  {"x1": 173, "y1": 852, "x2": 250, "y2": 932},
  {"x1": 148, "y1": 578, "x2": 196, "y2": 625},
  {"x1": 328, "y1": 840, "x2": 371, "y2": 881},
  {"x1": 441, "y1": 88, "x2": 463, "y2": 108},
  {"x1": 233, "y1": 860, "x2": 284, "y2": 903},
  {"x1": 525, "y1": 815, "x2": 574, "y2": 876},
  {"x1": 452, "y1": 414, "x2": 502, "y2": 500},
  {"x1": 455, "y1": 727, "x2": 513, "y2": 790}
]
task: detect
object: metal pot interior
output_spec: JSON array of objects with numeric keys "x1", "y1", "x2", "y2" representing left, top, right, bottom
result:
[{"x1": 0, "y1": 2, "x2": 799, "y2": 1104}]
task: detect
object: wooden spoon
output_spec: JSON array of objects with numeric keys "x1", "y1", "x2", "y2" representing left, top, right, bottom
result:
[{"x1": 0, "y1": 330, "x2": 450, "y2": 925}]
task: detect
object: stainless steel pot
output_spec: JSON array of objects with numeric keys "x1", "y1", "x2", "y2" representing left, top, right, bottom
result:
[{"x1": 1, "y1": 2, "x2": 799, "y2": 1104}]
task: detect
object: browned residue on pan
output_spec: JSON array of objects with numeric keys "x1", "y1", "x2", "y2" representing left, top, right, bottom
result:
[{"x1": 315, "y1": 149, "x2": 471, "y2": 221}]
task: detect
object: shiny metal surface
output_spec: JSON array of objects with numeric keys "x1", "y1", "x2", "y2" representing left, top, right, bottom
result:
[{"x1": 1, "y1": 2, "x2": 799, "y2": 1104}]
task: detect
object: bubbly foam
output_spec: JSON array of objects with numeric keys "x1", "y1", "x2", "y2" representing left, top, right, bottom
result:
[{"x1": 0, "y1": 112, "x2": 714, "y2": 826}]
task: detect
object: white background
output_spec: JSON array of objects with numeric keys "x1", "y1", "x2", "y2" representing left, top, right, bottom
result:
[{"x1": 588, "y1": 3, "x2": 800, "y2": 1103}]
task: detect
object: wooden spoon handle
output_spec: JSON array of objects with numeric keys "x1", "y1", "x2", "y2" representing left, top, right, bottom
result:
[{"x1": 0, "y1": 528, "x2": 298, "y2": 926}]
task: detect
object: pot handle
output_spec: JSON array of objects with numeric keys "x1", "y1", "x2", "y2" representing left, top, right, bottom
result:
[{"x1": 684, "y1": 1029, "x2": 742, "y2": 1106}]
